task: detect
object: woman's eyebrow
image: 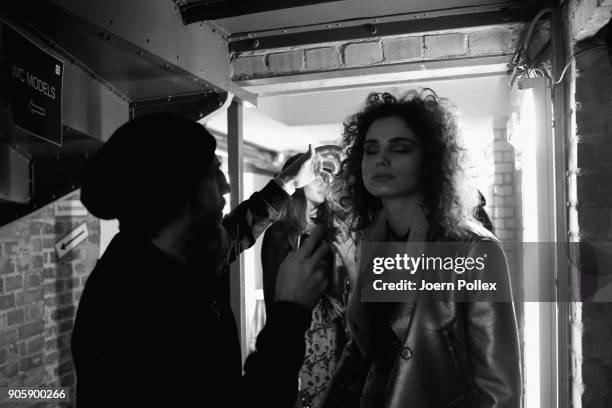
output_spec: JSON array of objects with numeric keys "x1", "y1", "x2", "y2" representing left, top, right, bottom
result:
[{"x1": 388, "y1": 137, "x2": 418, "y2": 143}]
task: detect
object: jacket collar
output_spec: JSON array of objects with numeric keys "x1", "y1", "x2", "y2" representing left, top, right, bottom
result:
[{"x1": 349, "y1": 205, "x2": 430, "y2": 354}]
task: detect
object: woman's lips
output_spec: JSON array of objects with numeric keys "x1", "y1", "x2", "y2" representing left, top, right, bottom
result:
[{"x1": 371, "y1": 173, "x2": 395, "y2": 181}]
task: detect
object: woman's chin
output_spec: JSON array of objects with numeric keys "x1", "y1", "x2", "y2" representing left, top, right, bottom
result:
[
  {"x1": 367, "y1": 183, "x2": 422, "y2": 199},
  {"x1": 367, "y1": 186, "x2": 400, "y2": 198},
  {"x1": 308, "y1": 197, "x2": 326, "y2": 206}
]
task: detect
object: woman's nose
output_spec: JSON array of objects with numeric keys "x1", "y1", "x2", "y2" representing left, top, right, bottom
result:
[{"x1": 374, "y1": 151, "x2": 390, "y2": 167}]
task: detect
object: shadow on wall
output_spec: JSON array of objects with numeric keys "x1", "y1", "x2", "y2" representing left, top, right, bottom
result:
[{"x1": 0, "y1": 190, "x2": 100, "y2": 406}]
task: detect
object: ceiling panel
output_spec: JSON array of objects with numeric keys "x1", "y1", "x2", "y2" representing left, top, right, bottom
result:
[
  {"x1": 205, "y1": 73, "x2": 513, "y2": 152},
  {"x1": 205, "y1": 0, "x2": 528, "y2": 34},
  {"x1": 256, "y1": 74, "x2": 512, "y2": 126}
]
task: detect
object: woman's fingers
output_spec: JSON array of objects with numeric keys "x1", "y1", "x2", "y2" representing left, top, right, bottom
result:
[
  {"x1": 330, "y1": 241, "x2": 342, "y2": 256},
  {"x1": 310, "y1": 241, "x2": 331, "y2": 266},
  {"x1": 298, "y1": 225, "x2": 326, "y2": 257}
]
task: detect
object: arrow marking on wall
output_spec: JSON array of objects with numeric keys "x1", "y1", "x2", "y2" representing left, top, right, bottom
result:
[
  {"x1": 55, "y1": 223, "x2": 89, "y2": 259},
  {"x1": 61, "y1": 230, "x2": 86, "y2": 250},
  {"x1": 28, "y1": 99, "x2": 46, "y2": 117}
]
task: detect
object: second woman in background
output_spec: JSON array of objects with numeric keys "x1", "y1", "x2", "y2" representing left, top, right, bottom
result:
[{"x1": 262, "y1": 154, "x2": 346, "y2": 408}]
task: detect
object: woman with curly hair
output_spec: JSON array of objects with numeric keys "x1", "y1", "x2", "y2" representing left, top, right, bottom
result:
[
  {"x1": 262, "y1": 153, "x2": 347, "y2": 408},
  {"x1": 323, "y1": 90, "x2": 521, "y2": 408}
]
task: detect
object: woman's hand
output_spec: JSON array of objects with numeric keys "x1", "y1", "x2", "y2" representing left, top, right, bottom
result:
[
  {"x1": 331, "y1": 234, "x2": 358, "y2": 289},
  {"x1": 275, "y1": 145, "x2": 321, "y2": 194}
]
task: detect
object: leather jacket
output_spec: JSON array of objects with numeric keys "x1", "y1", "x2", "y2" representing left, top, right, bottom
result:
[{"x1": 321, "y1": 210, "x2": 522, "y2": 408}]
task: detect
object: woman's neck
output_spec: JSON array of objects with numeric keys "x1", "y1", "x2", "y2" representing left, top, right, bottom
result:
[
  {"x1": 381, "y1": 193, "x2": 423, "y2": 238},
  {"x1": 304, "y1": 200, "x2": 317, "y2": 230}
]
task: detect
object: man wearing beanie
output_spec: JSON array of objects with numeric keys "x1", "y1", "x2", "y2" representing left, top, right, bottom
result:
[{"x1": 71, "y1": 113, "x2": 331, "y2": 407}]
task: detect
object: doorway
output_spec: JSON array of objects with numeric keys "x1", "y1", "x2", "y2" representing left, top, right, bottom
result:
[{"x1": 211, "y1": 70, "x2": 564, "y2": 407}]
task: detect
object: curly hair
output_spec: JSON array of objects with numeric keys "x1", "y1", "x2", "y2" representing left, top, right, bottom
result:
[{"x1": 334, "y1": 89, "x2": 478, "y2": 240}]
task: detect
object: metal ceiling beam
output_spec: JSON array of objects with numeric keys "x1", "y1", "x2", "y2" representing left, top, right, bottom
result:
[
  {"x1": 44, "y1": 0, "x2": 255, "y2": 104},
  {"x1": 180, "y1": 0, "x2": 345, "y2": 24},
  {"x1": 228, "y1": 3, "x2": 546, "y2": 53},
  {"x1": 4, "y1": 2, "x2": 224, "y2": 102}
]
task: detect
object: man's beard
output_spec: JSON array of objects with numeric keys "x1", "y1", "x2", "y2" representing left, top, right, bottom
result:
[{"x1": 185, "y1": 217, "x2": 226, "y2": 270}]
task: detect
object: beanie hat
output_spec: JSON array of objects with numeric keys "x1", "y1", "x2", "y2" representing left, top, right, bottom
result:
[{"x1": 80, "y1": 113, "x2": 216, "y2": 235}]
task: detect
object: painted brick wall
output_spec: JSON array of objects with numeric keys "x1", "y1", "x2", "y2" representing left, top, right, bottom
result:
[
  {"x1": 485, "y1": 127, "x2": 520, "y2": 299},
  {"x1": 568, "y1": 0, "x2": 612, "y2": 41},
  {"x1": 570, "y1": 44, "x2": 612, "y2": 407},
  {"x1": 487, "y1": 128, "x2": 519, "y2": 242},
  {"x1": 565, "y1": 0, "x2": 612, "y2": 406},
  {"x1": 230, "y1": 24, "x2": 523, "y2": 80},
  {"x1": 574, "y1": 48, "x2": 612, "y2": 242},
  {"x1": 484, "y1": 126, "x2": 524, "y2": 384},
  {"x1": 0, "y1": 191, "x2": 99, "y2": 407}
]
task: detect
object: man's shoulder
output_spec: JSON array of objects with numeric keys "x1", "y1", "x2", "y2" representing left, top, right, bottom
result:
[
  {"x1": 99, "y1": 232, "x2": 143, "y2": 265},
  {"x1": 265, "y1": 221, "x2": 290, "y2": 240}
]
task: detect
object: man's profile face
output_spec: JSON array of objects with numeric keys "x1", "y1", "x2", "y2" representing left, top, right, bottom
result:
[{"x1": 193, "y1": 155, "x2": 230, "y2": 227}]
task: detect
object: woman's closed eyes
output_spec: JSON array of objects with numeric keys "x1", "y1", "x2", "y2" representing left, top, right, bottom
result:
[{"x1": 363, "y1": 139, "x2": 420, "y2": 155}]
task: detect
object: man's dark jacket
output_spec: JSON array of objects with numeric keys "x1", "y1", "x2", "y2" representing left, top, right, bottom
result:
[{"x1": 72, "y1": 181, "x2": 310, "y2": 407}]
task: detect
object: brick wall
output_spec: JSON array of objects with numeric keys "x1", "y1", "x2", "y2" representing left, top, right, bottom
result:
[
  {"x1": 485, "y1": 126, "x2": 521, "y2": 326},
  {"x1": 230, "y1": 24, "x2": 523, "y2": 80},
  {"x1": 568, "y1": 0, "x2": 612, "y2": 41},
  {"x1": 565, "y1": 0, "x2": 612, "y2": 406},
  {"x1": 569, "y1": 43, "x2": 612, "y2": 407},
  {"x1": 0, "y1": 191, "x2": 99, "y2": 407},
  {"x1": 483, "y1": 127, "x2": 520, "y2": 277},
  {"x1": 487, "y1": 127, "x2": 520, "y2": 243},
  {"x1": 573, "y1": 47, "x2": 612, "y2": 242}
]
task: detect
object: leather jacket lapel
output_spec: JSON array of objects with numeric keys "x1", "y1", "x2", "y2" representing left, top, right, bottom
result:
[
  {"x1": 388, "y1": 205, "x2": 429, "y2": 343},
  {"x1": 348, "y1": 206, "x2": 430, "y2": 354},
  {"x1": 347, "y1": 213, "x2": 387, "y2": 356}
]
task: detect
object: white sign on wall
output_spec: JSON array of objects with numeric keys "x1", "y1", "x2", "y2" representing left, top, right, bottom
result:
[{"x1": 55, "y1": 223, "x2": 89, "y2": 259}]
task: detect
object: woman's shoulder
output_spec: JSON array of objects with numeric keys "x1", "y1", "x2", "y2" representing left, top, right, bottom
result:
[
  {"x1": 438, "y1": 221, "x2": 501, "y2": 252},
  {"x1": 462, "y1": 220, "x2": 498, "y2": 242},
  {"x1": 454, "y1": 221, "x2": 506, "y2": 261}
]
